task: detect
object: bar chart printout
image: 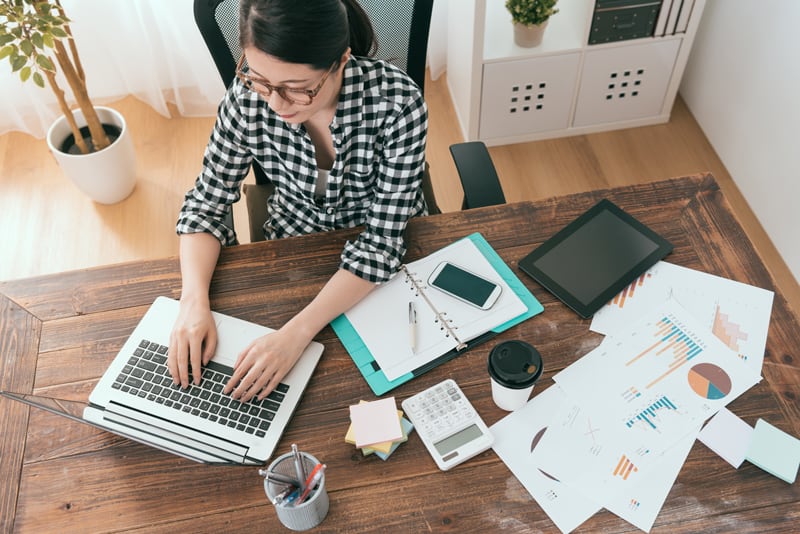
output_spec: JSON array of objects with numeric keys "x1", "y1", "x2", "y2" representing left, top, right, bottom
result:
[
  {"x1": 626, "y1": 395, "x2": 678, "y2": 430},
  {"x1": 626, "y1": 315, "x2": 704, "y2": 389}
]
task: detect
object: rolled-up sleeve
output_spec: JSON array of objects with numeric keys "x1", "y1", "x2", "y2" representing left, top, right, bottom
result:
[{"x1": 340, "y1": 89, "x2": 428, "y2": 283}]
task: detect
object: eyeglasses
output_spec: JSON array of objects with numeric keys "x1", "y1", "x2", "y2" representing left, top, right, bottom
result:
[{"x1": 235, "y1": 55, "x2": 333, "y2": 106}]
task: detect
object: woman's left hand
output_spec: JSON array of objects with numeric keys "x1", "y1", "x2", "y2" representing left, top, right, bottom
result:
[{"x1": 223, "y1": 326, "x2": 312, "y2": 402}]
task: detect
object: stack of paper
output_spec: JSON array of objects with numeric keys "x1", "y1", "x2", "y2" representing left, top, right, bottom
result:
[
  {"x1": 491, "y1": 261, "x2": 776, "y2": 533},
  {"x1": 346, "y1": 398, "x2": 414, "y2": 461}
]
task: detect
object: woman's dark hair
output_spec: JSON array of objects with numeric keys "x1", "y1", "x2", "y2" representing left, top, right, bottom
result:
[{"x1": 239, "y1": 0, "x2": 377, "y2": 70}]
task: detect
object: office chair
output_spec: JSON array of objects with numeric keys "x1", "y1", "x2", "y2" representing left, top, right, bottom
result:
[{"x1": 193, "y1": 0, "x2": 505, "y2": 242}]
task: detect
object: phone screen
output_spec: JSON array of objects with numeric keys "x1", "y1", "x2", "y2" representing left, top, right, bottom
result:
[{"x1": 430, "y1": 263, "x2": 499, "y2": 307}]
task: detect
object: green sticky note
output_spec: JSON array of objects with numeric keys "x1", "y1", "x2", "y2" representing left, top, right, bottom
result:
[{"x1": 745, "y1": 419, "x2": 800, "y2": 483}]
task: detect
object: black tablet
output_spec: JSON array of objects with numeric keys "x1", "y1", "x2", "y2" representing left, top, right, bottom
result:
[{"x1": 518, "y1": 199, "x2": 673, "y2": 318}]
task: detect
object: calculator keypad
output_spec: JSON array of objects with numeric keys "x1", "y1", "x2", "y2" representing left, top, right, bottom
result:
[{"x1": 404, "y1": 379, "x2": 477, "y2": 441}]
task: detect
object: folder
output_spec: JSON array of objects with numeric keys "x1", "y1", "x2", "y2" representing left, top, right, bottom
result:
[{"x1": 331, "y1": 233, "x2": 543, "y2": 395}]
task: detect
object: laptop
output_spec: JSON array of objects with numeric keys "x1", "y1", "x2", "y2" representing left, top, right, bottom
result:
[{"x1": 2, "y1": 296, "x2": 324, "y2": 465}]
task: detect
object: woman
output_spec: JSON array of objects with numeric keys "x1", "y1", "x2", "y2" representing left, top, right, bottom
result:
[{"x1": 168, "y1": 0, "x2": 428, "y2": 403}]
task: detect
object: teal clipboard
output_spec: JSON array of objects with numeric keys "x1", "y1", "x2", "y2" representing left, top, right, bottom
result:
[{"x1": 330, "y1": 232, "x2": 544, "y2": 396}]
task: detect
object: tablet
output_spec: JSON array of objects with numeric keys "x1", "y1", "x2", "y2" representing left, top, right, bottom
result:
[{"x1": 518, "y1": 199, "x2": 672, "y2": 318}]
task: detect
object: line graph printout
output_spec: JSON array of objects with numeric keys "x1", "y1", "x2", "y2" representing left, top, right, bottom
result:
[
  {"x1": 590, "y1": 262, "x2": 773, "y2": 373},
  {"x1": 555, "y1": 300, "x2": 760, "y2": 463}
]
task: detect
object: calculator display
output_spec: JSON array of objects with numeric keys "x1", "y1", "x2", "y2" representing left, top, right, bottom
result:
[{"x1": 434, "y1": 424, "x2": 484, "y2": 455}]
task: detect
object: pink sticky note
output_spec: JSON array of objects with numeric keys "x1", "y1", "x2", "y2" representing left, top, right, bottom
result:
[{"x1": 349, "y1": 397, "x2": 403, "y2": 448}]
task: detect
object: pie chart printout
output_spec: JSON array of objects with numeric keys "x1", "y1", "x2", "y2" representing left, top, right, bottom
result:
[{"x1": 687, "y1": 363, "x2": 732, "y2": 400}]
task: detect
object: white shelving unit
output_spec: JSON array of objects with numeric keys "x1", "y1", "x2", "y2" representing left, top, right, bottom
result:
[{"x1": 446, "y1": 0, "x2": 707, "y2": 146}]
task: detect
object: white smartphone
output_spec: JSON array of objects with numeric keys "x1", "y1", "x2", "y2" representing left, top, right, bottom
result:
[{"x1": 427, "y1": 261, "x2": 502, "y2": 310}]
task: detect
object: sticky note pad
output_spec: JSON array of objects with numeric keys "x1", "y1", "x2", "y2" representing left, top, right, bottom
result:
[
  {"x1": 373, "y1": 417, "x2": 415, "y2": 461},
  {"x1": 698, "y1": 408, "x2": 753, "y2": 468},
  {"x1": 345, "y1": 401, "x2": 404, "y2": 454},
  {"x1": 349, "y1": 397, "x2": 403, "y2": 448},
  {"x1": 745, "y1": 418, "x2": 800, "y2": 483},
  {"x1": 364, "y1": 411, "x2": 408, "y2": 455}
]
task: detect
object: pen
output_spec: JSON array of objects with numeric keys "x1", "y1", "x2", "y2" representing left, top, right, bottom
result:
[
  {"x1": 280, "y1": 488, "x2": 302, "y2": 507},
  {"x1": 409, "y1": 301, "x2": 418, "y2": 353},
  {"x1": 291, "y1": 444, "x2": 306, "y2": 493},
  {"x1": 271, "y1": 484, "x2": 295, "y2": 505},
  {"x1": 296, "y1": 463, "x2": 326, "y2": 505},
  {"x1": 258, "y1": 469, "x2": 301, "y2": 488}
]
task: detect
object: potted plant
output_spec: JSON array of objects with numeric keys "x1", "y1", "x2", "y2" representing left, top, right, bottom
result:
[
  {"x1": 0, "y1": 0, "x2": 136, "y2": 204},
  {"x1": 505, "y1": 0, "x2": 559, "y2": 48}
]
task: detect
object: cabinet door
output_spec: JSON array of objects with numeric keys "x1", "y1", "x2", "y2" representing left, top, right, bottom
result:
[
  {"x1": 573, "y1": 39, "x2": 681, "y2": 127},
  {"x1": 479, "y1": 53, "x2": 580, "y2": 140}
]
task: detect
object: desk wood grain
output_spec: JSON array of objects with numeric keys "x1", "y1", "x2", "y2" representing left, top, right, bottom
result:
[{"x1": 1, "y1": 174, "x2": 798, "y2": 533}]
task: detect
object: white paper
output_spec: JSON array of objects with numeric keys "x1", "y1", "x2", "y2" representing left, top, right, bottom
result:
[
  {"x1": 493, "y1": 385, "x2": 702, "y2": 533},
  {"x1": 698, "y1": 407, "x2": 753, "y2": 468},
  {"x1": 603, "y1": 427, "x2": 699, "y2": 532},
  {"x1": 345, "y1": 237, "x2": 527, "y2": 380},
  {"x1": 591, "y1": 261, "x2": 773, "y2": 374},
  {"x1": 542, "y1": 300, "x2": 760, "y2": 495},
  {"x1": 491, "y1": 385, "x2": 601, "y2": 533}
]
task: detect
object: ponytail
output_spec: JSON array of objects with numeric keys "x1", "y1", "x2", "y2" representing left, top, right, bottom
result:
[{"x1": 341, "y1": 0, "x2": 377, "y2": 58}]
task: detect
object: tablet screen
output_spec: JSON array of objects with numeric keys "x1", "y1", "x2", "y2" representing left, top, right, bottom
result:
[{"x1": 518, "y1": 199, "x2": 672, "y2": 318}]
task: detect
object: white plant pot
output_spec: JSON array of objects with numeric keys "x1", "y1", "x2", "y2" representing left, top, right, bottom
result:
[
  {"x1": 513, "y1": 20, "x2": 549, "y2": 48},
  {"x1": 46, "y1": 106, "x2": 136, "y2": 204}
]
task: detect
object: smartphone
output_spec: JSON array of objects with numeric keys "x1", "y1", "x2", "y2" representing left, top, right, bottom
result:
[{"x1": 427, "y1": 262, "x2": 502, "y2": 310}]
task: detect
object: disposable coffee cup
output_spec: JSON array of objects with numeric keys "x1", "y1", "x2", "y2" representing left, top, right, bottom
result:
[
  {"x1": 488, "y1": 340, "x2": 543, "y2": 411},
  {"x1": 264, "y1": 451, "x2": 328, "y2": 531}
]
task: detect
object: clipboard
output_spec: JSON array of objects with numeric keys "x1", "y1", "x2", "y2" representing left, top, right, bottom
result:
[{"x1": 331, "y1": 233, "x2": 543, "y2": 395}]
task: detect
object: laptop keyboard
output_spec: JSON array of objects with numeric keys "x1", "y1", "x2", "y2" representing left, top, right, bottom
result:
[{"x1": 111, "y1": 339, "x2": 290, "y2": 438}]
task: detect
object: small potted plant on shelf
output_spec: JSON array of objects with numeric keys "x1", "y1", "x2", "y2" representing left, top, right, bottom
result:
[
  {"x1": 505, "y1": 0, "x2": 559, "y2": 48},
  {"x1": 0, "y1": 0, "x2": 136, "y2": 204}
]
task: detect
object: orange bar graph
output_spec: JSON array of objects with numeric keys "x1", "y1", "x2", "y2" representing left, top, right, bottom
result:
[
  {"x1": 613, "y1": 454, "x2": 639, "y2": 480},
  {"x1": 611, "y1": 273, "x2": 651, "y2": 309}
]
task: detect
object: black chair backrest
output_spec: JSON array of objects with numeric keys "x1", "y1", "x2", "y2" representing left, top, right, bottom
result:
[{"x1": 193, "y1": 0, "x2": 433, "y2": 92}]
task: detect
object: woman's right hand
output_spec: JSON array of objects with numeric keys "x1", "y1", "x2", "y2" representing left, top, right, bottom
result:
[{"x1": 167, "y1": 295, "x2": 218, "y2": 389}]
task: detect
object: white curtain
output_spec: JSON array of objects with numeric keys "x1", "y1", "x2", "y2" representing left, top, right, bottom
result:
[
  {"x1": 0, "y1": 0, "x2": 224, "y2": 138},
  {"x1": 1, "y1": 0, "x2": 452, "y2": 138}
]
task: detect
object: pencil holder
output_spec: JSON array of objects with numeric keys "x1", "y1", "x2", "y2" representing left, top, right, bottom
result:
[{"x1": 264, "y1": 451, "x2": 328, "y2": 531}]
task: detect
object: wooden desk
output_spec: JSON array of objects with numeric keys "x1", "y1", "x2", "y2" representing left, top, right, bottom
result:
[{"x1": 2, "y1": 174, "x2": 799, "y2": 533}]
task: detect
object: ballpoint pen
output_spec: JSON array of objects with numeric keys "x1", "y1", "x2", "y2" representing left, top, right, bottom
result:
[
  {"x1": 271, "y1": 484, "x2": 296, "y2": 505},
  {"x1": 408, "y1": 301, "x2": 418, "y2": 353},
  {"x1": 258, "y1": 468, "x2": 301, "y2": 488},
  {"x1": 291, "y1": 444, "x2": 307, "y2": 493},
  {"x1": 296, "y1": 463, "x2": 326, "y2": 505}
]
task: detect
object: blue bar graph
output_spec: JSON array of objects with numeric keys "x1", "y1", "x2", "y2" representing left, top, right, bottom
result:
[{"x1": 625, "y1": 395, "x2": 678, "y2": 430}]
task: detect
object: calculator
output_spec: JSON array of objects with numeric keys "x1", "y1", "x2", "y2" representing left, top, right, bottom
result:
[{"x1": 402, "y1": 379, "x2": 494, "y2": 471}]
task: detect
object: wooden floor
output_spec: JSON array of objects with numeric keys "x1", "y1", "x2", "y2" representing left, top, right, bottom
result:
[{"x1": 2, "y1": 71, "x2": 798, "y2": 315}]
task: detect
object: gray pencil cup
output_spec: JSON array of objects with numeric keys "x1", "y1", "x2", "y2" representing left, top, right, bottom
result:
[{"x1": 264, "y1": 451, "x2": 329, "y2": 531}]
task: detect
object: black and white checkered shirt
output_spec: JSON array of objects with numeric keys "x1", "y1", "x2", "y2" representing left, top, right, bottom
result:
[{"x1": 177, "y1": 56, "x2": 428, "y2": 283}]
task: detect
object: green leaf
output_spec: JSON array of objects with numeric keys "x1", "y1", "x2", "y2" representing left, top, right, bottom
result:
[
  {"x1": 0, "y1": 34, "x2": 15, "y2": 47},
  {"x1": 31, "y1": 32, "x2": 43, "y2": 49},
  {"x1": 50, "y1": 26, "x2": 67, "y2": 38},
  {"x1": 36, "y1": 53, "x2": 53, "y2": 71},
  {"x1": 42, "y1": 33, "x2": 53, "y2": 48},
  {"x1": 33, "y1": 71, "x2": 45, "y2": 88},
  {"x1": 0, "y1": 45, "x2": 13, "y2": 60},
  {"x1": 11, "y1": 54, "x2": 26, "y2": 72},
  {"x1": 19, "y1": 39, "x2": 32, "y2": 55},
  {"x1": 19, "y1": 65, "x2": 31, "y2": 82}
]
